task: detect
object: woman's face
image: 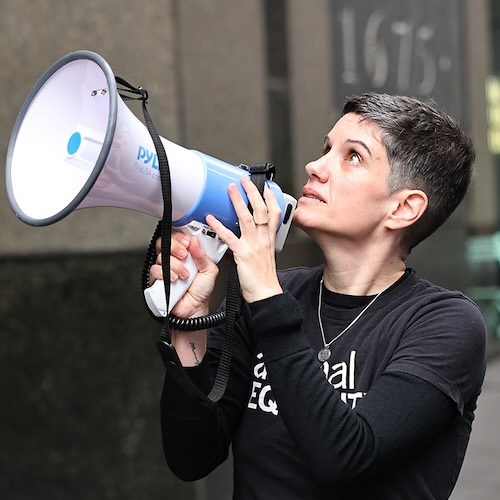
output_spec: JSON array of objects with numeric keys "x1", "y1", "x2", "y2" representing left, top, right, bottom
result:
[{"x1": 293, "y1": 112, "x2": 394, "y2": 243}]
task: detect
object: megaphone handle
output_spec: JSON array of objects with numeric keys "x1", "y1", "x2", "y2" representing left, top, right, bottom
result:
[
  {"x1": 143, "y1": 222, "x2": 228, "y2": 317},
  {"x1": 144, "y1": 255, "x2": 198, "y2": 317}
]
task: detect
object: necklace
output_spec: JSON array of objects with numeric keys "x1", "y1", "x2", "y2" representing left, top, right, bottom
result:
[{"x1": 317, "y1": 279, "x2": 382, "y2": 362}]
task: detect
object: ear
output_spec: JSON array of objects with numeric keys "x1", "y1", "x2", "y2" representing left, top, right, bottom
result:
[{"x1": 385, "y1": 190, "x2": 428, "y2": 230}]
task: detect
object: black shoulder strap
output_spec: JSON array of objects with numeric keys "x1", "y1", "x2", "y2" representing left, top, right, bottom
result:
[
  {"x1": 206, "y1": 164, "x2": 272, "y2": 401},
  {"x1": 117, "y1": 77, "x2": 271, "y2": 403}
]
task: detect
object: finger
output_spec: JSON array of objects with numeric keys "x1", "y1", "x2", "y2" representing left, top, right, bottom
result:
[
  {"x1": 170, "y1": 252, "x2": 190, "y2": 281},
  {"x1": 149, "y1": 263, "x2": 163, "y2": 284},
  {"x1": 188, "y1": 237, "x2": 218, "y2": 275},
  {"x1": 226, "y1": 179, "x2": 267, "y2": 232},
  {"x1": 240, "y1": 175, "x2": 269, "y2": 223},
  {"x1": 262, "y1": 185, "x2": 282, "y2": 233},
  {"x1": 205, "y1": 213, "x2": 239, "y2": 250},
  {"x1": 155, "y1": 232, "x2": 189, "y2": 259},
  {"x1": 149, "y1": 257, "x2": 189, "y2": 285},
  {"x1": 151, "y1": 232, "x2": 191, "y2": 285},
  {"x1": 171, "y1": 233, "x2": 192, "y2": 281},
  {"x1": 171, "y1": 231, "x2": 190, "y2": 259},
  {"x1": 155, "y1": 252, "x2": 162, "y2": 266},
  {"x1": 226, "y1": 182, "x2": 254, "y2": 227}
]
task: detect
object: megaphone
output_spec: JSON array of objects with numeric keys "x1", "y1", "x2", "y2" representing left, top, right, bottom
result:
[{"x1": 5, "y1": 50, "x2": 296, "y2": 316}]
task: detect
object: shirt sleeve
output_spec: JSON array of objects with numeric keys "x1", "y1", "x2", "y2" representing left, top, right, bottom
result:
[
  {"x1": 252, "y1": 292, "x2": 461, "y2": 483},
  {"x1": 383, "y1": 295, "x2": 486, "y2": 414},
  {"x1": 159, "y1": 309, "x2": 254, "y2": 481}
]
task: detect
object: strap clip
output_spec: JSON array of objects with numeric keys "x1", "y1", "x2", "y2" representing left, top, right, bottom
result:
[{"x1": 240, "y1": 162, "x2": 275, "y2": 181}]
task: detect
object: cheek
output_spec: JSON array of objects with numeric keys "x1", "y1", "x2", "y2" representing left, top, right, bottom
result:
[{"x1": 330, "y1": 182, "x2": 389, "y2": 222}]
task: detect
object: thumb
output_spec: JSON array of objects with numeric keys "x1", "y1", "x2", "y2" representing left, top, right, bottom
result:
[{"x1": 188, "y1": 237, "x2": 216, "y2": 274}]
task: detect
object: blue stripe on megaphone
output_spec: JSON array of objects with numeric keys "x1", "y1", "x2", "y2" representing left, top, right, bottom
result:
[{"x1": 172, "y1": 151, "x2": 286, "y2": 235}]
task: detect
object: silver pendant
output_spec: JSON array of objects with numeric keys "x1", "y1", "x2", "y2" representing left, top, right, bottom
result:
[{"x1": 318, "y1": 347, "x2": 331, "y2": 362}]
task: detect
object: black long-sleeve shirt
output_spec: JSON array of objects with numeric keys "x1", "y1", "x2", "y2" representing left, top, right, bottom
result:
[{"x1": 160, "y1": 267, "x2": 486, "y2": 499}]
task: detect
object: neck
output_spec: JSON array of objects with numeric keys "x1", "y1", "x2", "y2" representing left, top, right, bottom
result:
[{"x1": 319, "y1": 239, "x2": 406, "y2": 296}]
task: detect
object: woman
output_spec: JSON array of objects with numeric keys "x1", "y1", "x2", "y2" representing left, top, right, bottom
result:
[{"x1": 151, "y1": 93, "x2": 486, "y2": 499}]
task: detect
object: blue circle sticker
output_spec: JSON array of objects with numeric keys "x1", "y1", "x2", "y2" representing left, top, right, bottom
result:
[{"x1": 67, "y1": 132, "x2": 82, "y2": 155}]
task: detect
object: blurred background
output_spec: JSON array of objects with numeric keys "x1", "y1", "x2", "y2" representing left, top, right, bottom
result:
[{"x1": 1, "y1": 0, "x2": 499, "y2": 498}]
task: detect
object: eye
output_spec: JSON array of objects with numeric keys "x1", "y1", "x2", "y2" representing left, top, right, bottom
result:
[
  {"x1": 322, "y1": 143, "x2": 331, "y2": 156},
  {"x1": 347, "y1": 150, "x2": 361, "y2": 165}
]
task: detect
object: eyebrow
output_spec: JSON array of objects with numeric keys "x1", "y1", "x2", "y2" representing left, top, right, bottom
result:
[
  {"x1": 346, "y1": 139, "x2": 372, "y2": 158},
  {"x1": 323, "y1": 136, "x2": 373, "y2": 158}
]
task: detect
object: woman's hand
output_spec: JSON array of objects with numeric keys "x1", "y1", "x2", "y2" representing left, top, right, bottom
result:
[
  {"x1": 149, "y1": 231, "x2": 219, "y2": 318},
  {"x1": 206, "y1": 175, "x2": 283, "y2": 303}
]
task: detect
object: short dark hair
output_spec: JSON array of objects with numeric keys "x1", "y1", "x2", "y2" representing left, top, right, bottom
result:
[{"x1": 343, "y1": 92, "x2": 475, "y2": 251}]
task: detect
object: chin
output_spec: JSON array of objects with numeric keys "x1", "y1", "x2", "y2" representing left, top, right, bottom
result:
[
  {"x1": 293, "y1": 206, "x2": 328, "y2": 239},
  {"x1": 292, "y1": 208, "x2": 313, "y2": 231}
]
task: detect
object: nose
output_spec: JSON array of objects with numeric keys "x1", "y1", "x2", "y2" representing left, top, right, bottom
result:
[{"x1": 305, "y1": 155, "x2": 329, "y2": 183}]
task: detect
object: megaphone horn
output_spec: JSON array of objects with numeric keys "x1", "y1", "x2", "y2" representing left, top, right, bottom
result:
[{"x1": 5, "y1": 50, "x2": 297, "y2": 315}]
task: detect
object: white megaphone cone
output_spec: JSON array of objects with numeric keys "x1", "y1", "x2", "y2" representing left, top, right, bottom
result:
[{"x1": 5, "y1": 50, "x2": 296, "y2": 316}]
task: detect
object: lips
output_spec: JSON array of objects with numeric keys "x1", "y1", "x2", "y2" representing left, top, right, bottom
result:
[{"x1": 302, "y1": 187, "x2": 325, "y2": 203}]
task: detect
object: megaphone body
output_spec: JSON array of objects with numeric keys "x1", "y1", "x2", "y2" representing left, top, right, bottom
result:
[{"x1": 6, "y1": 50, "x2": 296, "y2": 315}]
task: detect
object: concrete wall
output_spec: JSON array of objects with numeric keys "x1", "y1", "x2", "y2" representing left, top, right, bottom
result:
[
  {"x1": 0, "y1": 252, "x2": 194, "y2": 499},
  {"x1": 0, "y1": 2, "x2": 194, "y2": 499},
  {"x1": 0, "y1": 0, "x2": 177, "y2": 255}
]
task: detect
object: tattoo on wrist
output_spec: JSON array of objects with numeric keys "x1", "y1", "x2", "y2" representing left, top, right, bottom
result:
[{"x1": 190, "y1": 341, "x2": 200, "y2": 365}]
